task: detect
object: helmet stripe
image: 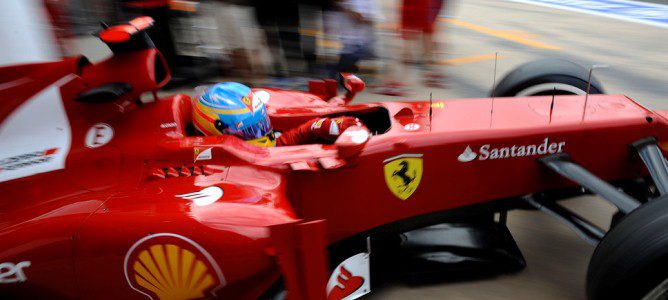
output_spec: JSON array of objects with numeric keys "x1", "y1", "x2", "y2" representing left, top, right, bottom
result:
[
  {"x1": 210, "y1": 107, "x2": 250, "y2": 114},
  {"x1": 194, "y1": 103, "x2": 216, "y2": 123},
  {"x1": 197, "y1": 100, "x2": 251, "y2": 114},
  {"x1": 193, "y1": 118, "x2": 216, "y2": 135}
]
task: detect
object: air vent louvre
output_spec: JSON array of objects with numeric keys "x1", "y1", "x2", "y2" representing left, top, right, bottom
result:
[{"x1": 147, "y1": 165, "x2": 216, "y2": 180}]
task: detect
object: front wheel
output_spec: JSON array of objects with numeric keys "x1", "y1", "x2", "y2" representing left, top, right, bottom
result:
[
  {"x1": 587, "y1": 198, "x2": 668, "y2": 299},
  {"x1": 492, "y1": 59, "x2": 605, "y2": 97}
]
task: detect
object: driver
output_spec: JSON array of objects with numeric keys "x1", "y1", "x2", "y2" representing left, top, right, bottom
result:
[{"x1": 193, "y1": 82, "x2": 365, "y2": 146}]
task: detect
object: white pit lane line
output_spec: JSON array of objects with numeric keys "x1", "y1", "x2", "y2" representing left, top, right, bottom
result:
[{"x1": 505, "y1": 0, "x2": 668, "y2": 29}]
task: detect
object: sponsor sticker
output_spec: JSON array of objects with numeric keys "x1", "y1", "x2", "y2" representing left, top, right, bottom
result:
[
  {"x1": 194, "y1": 147, "x2": 213, "y2": 162},
  {"x1": 241, "y1": 95, "x2": 252, "y2": 107},
  {"x1": 329, "y1": 121, "x2": 340, "y2": 136},
  {"x1": 404, "y1": 123, "x2": 420, "y2": 131},
  {"x1": 241, "y1": 92, "x2": 264, "y2": 114},
  {"x1": 430, "y1": 102, "x2": 444, "y2": 109},
  {"x1": 176, "y1": 186, "x2": 224, "y2": 206},
  {"x1": 0, "y1": 79, "x2": 72, "y2": 183},
  {"x1": 0, "y1": 148, "x2": 59, "y2": 174},
  {"x1": 458, "y1": 146, "x2": 477, "y2": 162},
  {"x1": 85, "y1": 123, "x2": 114, "y2": 148},
  {"x1": 254, "y1": 90, "x2": 271, "y2": 104},
  {"x1": 0, "y1": 261, "x2": 31, "y2": 284},
  {"x1": 251, "y1": 93, "x2": 263, "y2": 113},
  {"x1": 458, "y1": 138, "x2": 566, "y2": 162},
  {"x1": 327, "y1": 253, "x2": 371, "y2": 300},
  {"x1": 160, "y1": 122, "x2": 177, "y2": 129},
  {"x1": 383, "y1": 154, "x2": 423, "y2": 200},
  {"x1": 124, "y1": 233, "x2": 225, "y2": 300},
  {"x1": 312, "y1": 118, "x2": 327, "y2": 130}
]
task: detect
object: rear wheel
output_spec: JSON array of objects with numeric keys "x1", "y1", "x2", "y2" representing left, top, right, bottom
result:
[
  {"x1": 492, "y1": 59, "x2": 605, "y2": 97},
  {"x1": 587, "y1": 198, "x2": 668, "y2": 299}
]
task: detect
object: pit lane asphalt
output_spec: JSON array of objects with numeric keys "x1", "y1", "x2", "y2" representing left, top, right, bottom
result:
[
  {"x1": 362, "y1": 0, "x2": 667, "y2": 299},
  {"x1": 354, "y1": 0, "x2": 668, "y2": 107}
]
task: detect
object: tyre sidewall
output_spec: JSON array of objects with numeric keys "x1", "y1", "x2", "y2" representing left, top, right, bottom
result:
[
  {"x1": 587, "y1": 199, "x2": 668, "y2": 299},
  {"x1": 493, "y1": 59, "x2": 605, "y2": 97}
]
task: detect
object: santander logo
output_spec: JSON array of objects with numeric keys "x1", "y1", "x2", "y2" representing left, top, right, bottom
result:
[
  {"x1": 458, "y1": 146, "x2": 477, "y2": 162},
  {"x1": 326, "y1": 253, "x2": 370, "y2": 300},
  {"x1": 327, "y1": 266, "x2": 364, "y2": 300},
  {"x1": 176, "y1": 186, "x2": 224, "y2": 206},
  {"x1": 459, "y1": 138, "x2": 566, "y2": 162}
]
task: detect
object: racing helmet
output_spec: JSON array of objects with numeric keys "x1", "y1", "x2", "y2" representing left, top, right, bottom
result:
[{"x1": 193, "y1": 82, "x2": 276, "y2": 147}]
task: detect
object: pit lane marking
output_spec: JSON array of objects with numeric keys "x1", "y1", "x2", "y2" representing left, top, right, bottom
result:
[
  {"x1": 505, "y1": 0, "x2": 668, "y2": 29},
  {"x1": 436, "y1": 54, "x2": 509, "y2": 65},
  {"x1": 440, "y1": 18, "x2": 562, "y2": 50}
]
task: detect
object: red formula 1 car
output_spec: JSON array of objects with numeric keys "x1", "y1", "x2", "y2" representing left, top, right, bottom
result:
[{"x1": 3, "y1": 17, "x2": 668, "y2": 300}]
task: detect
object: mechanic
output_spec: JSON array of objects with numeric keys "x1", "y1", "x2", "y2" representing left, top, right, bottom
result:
[{"x1": 193, "y1": 82, "x2": 364, "y2": 146}]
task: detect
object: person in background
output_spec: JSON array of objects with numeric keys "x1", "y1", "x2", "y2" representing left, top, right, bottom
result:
[
  {"x1": 328, "y1": 0, "x2": 381, "y2": 78},
  {"x1": 401, "y1": 0, "x2": 443, "y2": 64},
  {"x1": 43, "y1": 0, "x2": 72, "y2": 56},
  {"x1": 298, "y1": 0, "x2": 332, "y2": 76},
  {"x1": 252, "y1": 0, "x2": 303, "y2": 78},
  {"x1": 118, "y1": 0, "x2": 177, "y2": 70},
  {"x1": 400, "y1": 0, "x2": 446, "y2": 87}
]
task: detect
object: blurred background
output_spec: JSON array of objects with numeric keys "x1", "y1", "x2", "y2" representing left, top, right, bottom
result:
[
  {"x1": 4, "y1": 0, "x2": 668, "y2": 298},
  {"x1": 7, "y1": 0, "x2": 668, "y2": 106}
]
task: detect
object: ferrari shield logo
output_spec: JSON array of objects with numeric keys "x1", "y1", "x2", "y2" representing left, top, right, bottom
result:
[
  {"x1": 383, "y1": 154, "x2": 423, "y2": 200},
  {"x1": 194, "y1": 147, "x2": 212, "y2": 162}
]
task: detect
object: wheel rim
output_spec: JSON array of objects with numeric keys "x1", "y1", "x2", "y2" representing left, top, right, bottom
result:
[
  {"x1": 515, "y1": 82, "x2": 586, "y2": 96},
  {"x1": 644, "y1": 278, "x2": 668, "y2": 300}
]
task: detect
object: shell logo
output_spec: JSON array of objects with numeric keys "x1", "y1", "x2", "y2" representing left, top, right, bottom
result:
[{"x1": 124, "y1": 233, "x2": 225, "y2": 300}]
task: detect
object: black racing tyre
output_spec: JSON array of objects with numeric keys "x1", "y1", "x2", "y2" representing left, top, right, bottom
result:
[
  {"x1": 492, "y1": 59, "x2": 605, "y2": 97},
  {"x1": 587, "y1": 198, "x2": 668, "y2": 299}
]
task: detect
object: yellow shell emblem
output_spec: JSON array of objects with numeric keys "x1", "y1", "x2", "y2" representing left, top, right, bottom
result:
[
  {"x1": 125, "y1": 233, "x2": 225, "y2": 300},
  {"x1": 383, "y1": 154, "x2": 423, "y2": 200}
]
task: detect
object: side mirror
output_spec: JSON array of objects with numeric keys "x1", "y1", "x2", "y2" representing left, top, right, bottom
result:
[
  {"x1": 98, "y1": 16, "x2": 156, "y2": 54},
  {"x1": 335, "y1": 126, "x2": 371, "y2": 160},
  {"x1": 340, "y1": 73, "x2": 365, "y2": 104}
]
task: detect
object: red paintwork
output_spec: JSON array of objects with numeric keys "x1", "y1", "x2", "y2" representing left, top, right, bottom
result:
[
  {"x1": 2, "y1": 36, "x2": 668, "y2": 299},
  {"x1": 99, "y1": 17, "x2": 155, "y2": 44}
]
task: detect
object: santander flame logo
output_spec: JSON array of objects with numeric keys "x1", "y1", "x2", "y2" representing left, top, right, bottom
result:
[
  {"x1": 458, "y1": 146, "x2": 477, "y2": 162},
  {"x1": 176, "y1": 186, "x2": 223, "y2": 206},
  {"x1": 326, "y1": 253, "x2": 371, "y2": 300},
  {"x1": 327, "y1": 266, "x2": 365, "y2": 300}
]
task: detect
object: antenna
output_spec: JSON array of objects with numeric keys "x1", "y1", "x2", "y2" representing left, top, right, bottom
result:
[
  {"x1": 429, "y1": 92, "x2": 433, "y2": 132},
  {"x1": 549, "y1": 87, "x2": 556, "y2": 124},
  {"x1": 490, "y1": 52, "x2": 499, "y2": 128},
  {"x1": 581, "y1": 64, "x2": 609, "y2": 122}
]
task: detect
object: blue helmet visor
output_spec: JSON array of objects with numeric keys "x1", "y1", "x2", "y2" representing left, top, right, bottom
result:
[{"x1": 236, "y1": 114, "x2": 273, "y2": 140}]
